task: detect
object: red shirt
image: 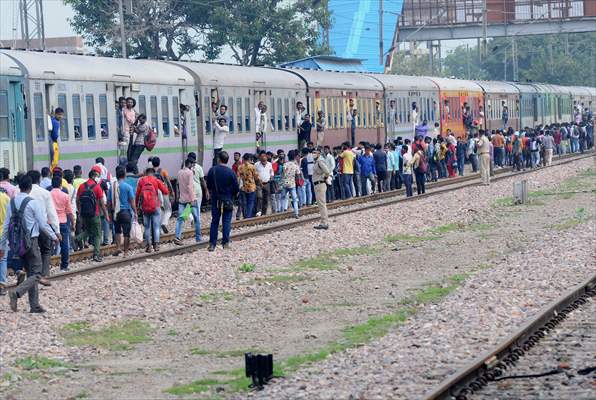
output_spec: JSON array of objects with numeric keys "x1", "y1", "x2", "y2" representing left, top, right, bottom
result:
[
  {"x1": 135, "y1": 175, "x2": 169, "y2": 208},
  {"x1": 76, "y1": 178, "x2": 105, "y2": 216}
]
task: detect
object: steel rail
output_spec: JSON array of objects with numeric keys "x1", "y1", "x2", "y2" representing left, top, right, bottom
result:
[
  {"x1": 5, "y1": 151, "x2": 592, "y2": 288},
  {"x1": 57, "y1": 151, "x2": 591, "y2": 265},
  {"x1": 423, "y1": 273, "x2": 596, "y2": 400}
]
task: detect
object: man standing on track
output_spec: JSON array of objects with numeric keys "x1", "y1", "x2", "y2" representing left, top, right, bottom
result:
[
  {"x1": 206, "y1": 151, "x2": 239, "y2": 252},
  {"x1": 135, "y1": 167, "x2": 169, "y2": 253},
  {"x1": 476, "y1": 130, "x2": 491, "y2": 186},
  {"x1": 77, "y1": 169, "x2": 109, "y2": 262},
  {"x1": 312, "y1": 148, "x2": 331, "y2": 230},
  {"x1": 1, "y1": 175, "x2": 58, "y2": 313}
]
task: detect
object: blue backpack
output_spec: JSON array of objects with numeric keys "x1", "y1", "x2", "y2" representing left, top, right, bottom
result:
[{"x1": 8, "y1": 197, "x2": 33, "y2": 259}]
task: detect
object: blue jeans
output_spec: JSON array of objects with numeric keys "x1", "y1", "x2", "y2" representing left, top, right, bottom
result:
[
  {"x1": 59, "y1": 222, "x2": 71, "y2": 270},
  {"x1": 304, "y1": 179, "x2": 312, "y2": 205},
  {"x1": 175, "y1": 201, "x2": 201, "y2": 241},
  {"x1": 469, "y1": 154, "x2": 478, "y2": 172},
  {"x1": 403, "y1": 174, "x2": 413, "y2": 197},
  {"x1": 243, "y1": 191, "x2": 256, "y2": 218},
  {"x1": 531, "y1": 151, "x2": 540, "y2": 168},
  {"x1": 0, "y1": 251, "x2": 7, "y2": 284},
  {"x1": 457, "y1": 157, "x2": 465, "y2": 176},
  {"x1": 209, "y1": 199, "x2": 233, "y2": 246},
  {"x1": 281, "y1": 186, "x2": 299, "y2": 216},
  {"x1": 439, "y1": 160, "x2": 447, "y2": 178},
  {"x1": 100, "y1": 215, "x2": 110, "y2": 245},
  {"x1": 341, "y1": 174, "x2": 353, "y2": 199},
  {"x1": 143, "y1": 210, "x2": 161, "y2": 245},
  {"x1": 297, "y1": 185, "x2": 306, "y2": 207}
]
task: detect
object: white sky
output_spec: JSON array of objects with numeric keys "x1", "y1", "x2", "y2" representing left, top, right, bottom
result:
[{"x1": 0, "y1": 0, "x2": 76, "y2": 41}]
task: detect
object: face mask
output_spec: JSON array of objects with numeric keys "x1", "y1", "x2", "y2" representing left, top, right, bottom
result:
[{"x1": 94, "y1": 177, "x2": 100, "y2": 183}]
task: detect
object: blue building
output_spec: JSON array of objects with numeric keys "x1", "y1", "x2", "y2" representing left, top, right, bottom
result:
[
  {"x1": 279, "y1": 55, "x2": 366, "y2": 72},
  {"x1": 328, "y1": 0, "x2": 403, "y2": 73}
]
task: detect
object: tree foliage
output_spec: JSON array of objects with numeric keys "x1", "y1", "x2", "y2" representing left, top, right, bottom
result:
[{"x1": 65, "y1": 0, "x2": 331, "y2": 64}]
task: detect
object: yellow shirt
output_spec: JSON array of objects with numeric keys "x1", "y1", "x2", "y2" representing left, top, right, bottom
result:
[
  {"x1": 340, "y1": 150, "x2": 355, "y2": 174},
  {"x1": 0, "y1": 192, "x2": 9, "y2": 236}
]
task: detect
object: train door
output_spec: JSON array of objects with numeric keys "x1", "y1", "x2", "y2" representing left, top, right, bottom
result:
[
  {"x1": 252, "y1": 88, "x2": 267, "y2": 151},
  {"x1": 1, "y1": 81, "x2": 26, "y2": 172}
]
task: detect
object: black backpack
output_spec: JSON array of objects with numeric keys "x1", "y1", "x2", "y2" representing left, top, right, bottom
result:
[
  {"x1": 8, "y1": 197, "x2": 33, "y2": 259},
  {"x1": 79, "y1": 182, "x2": 98, "y2": 218}
]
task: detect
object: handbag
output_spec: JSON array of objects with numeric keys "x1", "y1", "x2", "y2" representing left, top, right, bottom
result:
[
  {"x1": 180, "y1": 203, "x2": 192, "y2": 221},
  {"x1": 131, "y1": 219, "x2": 143, "y2": 244}
]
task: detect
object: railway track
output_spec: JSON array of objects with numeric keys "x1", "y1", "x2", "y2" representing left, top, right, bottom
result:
[
  {"x1": 6, "y1": 151, "x2": 592, "y2": 289},
  {"x1": 423, "y1": 273, "x2": 596, "y2": 400}
]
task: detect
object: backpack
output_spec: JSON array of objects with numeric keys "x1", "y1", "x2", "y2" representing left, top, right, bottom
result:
[
  {"x1": 144, "y1": 126, "x2": 157, "y2": 151},
  {"x1": 79, "y1": 182, "x2": 98, "y2": 218},
  {"x1": 416, "y1": 152, "x2": 428, "y2": 173},
  {"x1": 139, "y1": 179, "x2": 159, "y2": 214},
  {"x1": 7, "y1": 197, "x2": 33, "y2": 259}
]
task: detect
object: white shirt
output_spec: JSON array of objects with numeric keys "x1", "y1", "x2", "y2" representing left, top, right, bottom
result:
[
  {"x1": 324, "y1": 153, "x2": 335, "y2": 173},
  {"x1": 30, "y1": 184, "x2": 60, "y2": 232},
  {"x1": 256, "y1": 161, "x2": 273, "y2": 183},
  {"x1": 192, "y1": 164, "x2": 204, "y2": 200},
  {"x1": 402, "y1": 153, "x2": 413, "y2": 175},
  {"x1": 213, "y1": 123, "x2": 228, "y2": 149}
]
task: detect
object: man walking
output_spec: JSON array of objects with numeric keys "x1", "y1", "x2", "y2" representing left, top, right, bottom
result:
[
  {"x1": 1, "y1": 175, "x2": 58, "y2": 313},
  {"x1": 50, "y1": 176, "x2": 74, "y2": 271},
  {"x1": 207, "y1": 151, "x2": 239, "y2": 251},
  {"x1": 312, "y1": 148, "x2": 331, "y2": 230},
  {"x1": 174, "y1": 158, "x2": 203, "y2": 245},
  {"x1": 542, "y1": 131, "x2": 555, "y2": 166},
  {"x1": 476, "y1": 130, "x2": 491, "y2": 185},
  {"x1": 135, "y1": 167, "x2": 169, "y2": 253},
  {"x1": 77, "y1": 169, "x2": 109, "y2": 262}
]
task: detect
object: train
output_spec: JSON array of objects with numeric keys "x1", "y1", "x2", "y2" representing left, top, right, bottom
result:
[{"x1": 1, "y1": 49, "x2": 594, "y2": 175}]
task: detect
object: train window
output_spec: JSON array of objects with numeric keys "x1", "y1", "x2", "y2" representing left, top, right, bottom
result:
[
  {"x1": 57, "y1": 94, "x2": 69, "y2": 141},
  {"x1": 173, "y1": 96, "x2": 180, "y2": 136},
  {"x1": 339, "y1": 98, "x2": 344, "y2": 128},
  {"x1": 138, "y1": 95, "x2": 146, "y2": 115},
  {"x1": 150, "y1": 96, "x2": 158, "y2": 136},
  {"x1": 333, "y1": 98, "x2": 338, "y2": 129},
  {"x1": 228, "y1": 97, "x2": 234, "y2": 133},
  {"x1": 205, "y1": 96, "x2": 211, "y2": 134},
  {"x1": 270, "y1": 98, "x2": 275, "y2": 131},
  {"x1": 161, "y1": 96, "x2": 170, "y2": 137},
  {"x1": 86, "y1": 95, "x2": 96, "y2": 140},
  {"x1": 327, "y1": 99, "x2": 333, "y2": 128},
  {"x1": 0, "y1": 91, "x2": 8, "y2": 140},
  {"x1": 277, "y1": 98, "x2": 282, "y2": 131},
  {"x1": 99, "y1": 94, "x2": 108, "y2": 139},
  {"x1": 72, "y1": 95, "x2": 82, "y2": 140},
  {"x1": 34, "y1": 93, "x2": 44, "y2": 141},
  {"x1": 236, "y1": 97, "x2": 243, "y2": 132},
  {"x1": 291, "y1": 97, "x2": 296, "y2": 129},
  {"x1": 426, "y1": 98, "x2": 431, "y2": 121},
  {"x1": 284, "y1": 98, "x2": 290, "y2": 130},
  {"x1": 245, "y1": 98, "x2": 251, "y2": 132}
]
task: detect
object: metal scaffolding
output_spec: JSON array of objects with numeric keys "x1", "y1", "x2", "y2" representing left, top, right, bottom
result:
[{"x1": 19, "y1": 0, "x2": 45, "y2": 50}]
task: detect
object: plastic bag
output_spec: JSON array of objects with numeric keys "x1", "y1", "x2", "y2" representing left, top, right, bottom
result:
[
  {"x1": 180, "y1": 203, "x2": 192, "y2": 221},
  {"x1": 131, "y1": 220, "x2": 144, "y2": 244}
]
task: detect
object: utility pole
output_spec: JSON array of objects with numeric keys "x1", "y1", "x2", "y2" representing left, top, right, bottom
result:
[
  {"x1": 19, "y1": 0, "x2": 45, "y2": 50},
  {"x1": 466, "y1": 43, "x2": 471, "y2": 79},
  {"x1": 118, "y1": 0, "x2": 127, "y2": 58},
  {"x1": 482, "y1": 0, "x2": 487, "y2": 59},
  {"x1": 511, "y1": 36, "x2": 518, "y2": 81},
  {"x1": 379, "y1": 0, "x2": 384, "y2": 66}
]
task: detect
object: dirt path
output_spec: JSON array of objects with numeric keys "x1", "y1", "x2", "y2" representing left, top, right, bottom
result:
[{"x1": 2, "y1": 163, "x2": 594, "y2": 400}]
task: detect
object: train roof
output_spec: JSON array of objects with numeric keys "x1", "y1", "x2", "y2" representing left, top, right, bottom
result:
[
  {"x1": 170, "y1": 61, "x2": 305, "y2": 89},
  {"x1": 0, "y1": 52, "x2": 23, "y2": 77},
  {"x1": 281, "y1": 68, "x2": 383, "y2": 91},
  {"x1": 364, "y1": 73, "x2": 437, "y2": 91},
  {"x1": 510, "y1": 82, "x2": 540, "y2": 94},
  {"x1": 567, "y1": 86, "x2": 594, "y2": 97},
  {"x1": 0, "y1": 50, "x2": 194, "y2": 85},
  {"x1": 424, "y1": 77, "x2": 483, "y2": 92},
  {"x1": 474, "y1": 81, "x2": 519, "y2": 94}
]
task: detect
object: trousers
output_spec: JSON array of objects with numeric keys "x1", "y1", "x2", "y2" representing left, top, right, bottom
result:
[
  {"x1": 14, "y1": 237, "x2": 43, "y2": 310},
  {"x1": 479, "y1": 153, "x2": 490, "y2": 185},
  {"x1": 314, "y1": 183, "x2": 328, "y2": 226}
]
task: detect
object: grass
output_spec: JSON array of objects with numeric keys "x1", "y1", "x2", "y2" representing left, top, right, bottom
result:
[
  {"x1": 385, "y1": 233, "x2": 439, "y2": 243},
  {"x1": 302, "y1": 306, "x2": 325, "y2": 313},
  {"x1": 74, "y1": 392, "x2": 89, "y2": 399},
  {"x1": 166, "y1": 274, "x2": 469, "y2": 397},
  {"x1": 427, "y1": 223, "x2": 462, "y2": 234},
  {"x1": 198, "y1": 292, "x2": 234, "y2": 302},
  {"x1": 15, "y1": 356, "x2": 73, "y2": 370},
  {"x1": 238, "y1": 263, "x2": 256, "y2": 273},
  {"x1": 266, "y1": 274, "x2": 307, "y2": 283},
  {"x1": 550, "y1": 207, "x2": 592, "y2": 230},
  {"x1": 60, "y1": 320, "x2": 152, "y2": 351},
  {"x1": 292, "y1": 246, "x2": 377, "y2": 271},
  {"x1": 167, "y1": 329, "x2": 178, "y2": 337}
]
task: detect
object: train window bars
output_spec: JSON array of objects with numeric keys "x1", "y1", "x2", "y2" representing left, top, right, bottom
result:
[
  {"x1": 72, "y1": 94, "x2": 82, "y2": 141},
  {"x1": 34, "y1": 93, "x2": 44, "y2": 141},
  {"x1": 99, "y1": 94, "x2": 108, "y2": 139},
  {"x1": 57, "y1": 94, "x2": 69, "y2": 141},
  {"x1": 0, "y1": 91, "x2": 8, "y2": 140}
]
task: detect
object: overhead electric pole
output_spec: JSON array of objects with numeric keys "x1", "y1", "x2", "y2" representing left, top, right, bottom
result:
[
  {"x1": 119, "y1": 0, "x2": 127, "y2": 58},
  {"x1": 19, "y1": 0, "x2": 45, "y2": 50},
  {"x1": 482, "y1": 0, "x2": 487, "y2": 59},
  {"x1": 379, "y1": 0, "x2": 384, "y2": 66}
]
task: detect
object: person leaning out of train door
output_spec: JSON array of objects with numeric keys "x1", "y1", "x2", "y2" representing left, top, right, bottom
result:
[
  {"x1": 49, "y1": 108, "x2": 64, "y2": 172},
  {"x1": 298, "y1": 114, "x2": 312, "y2": 150},
  {"x1": 123, "y1": 97, "x2": 137, "y2": 160},
  {"x1": 213, "y1": 116, "x2": 229, "y2": 166},
  {"x1": 130, "y1": 114, "x2": 149, "y2": 166},
  {"x1": 312, "y1": 148, "x2": 331, "y2": 230},
  {"x1": 475, "y1": 130, "x2": 491, "y2": 186},
  {"x1": 316, "y1": 110, "x2": 326, "y2": 147}
]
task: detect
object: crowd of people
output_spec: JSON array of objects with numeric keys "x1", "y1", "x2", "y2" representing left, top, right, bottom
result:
[{"x1": 0, "y1": 99, "x2": 593, "y2": 312}]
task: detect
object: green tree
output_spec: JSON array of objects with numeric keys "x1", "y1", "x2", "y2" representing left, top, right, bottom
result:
[
  {"x1": 390, "y1": 52, "x2": 433, "y2": 76},
  {"x1": 65, "y1": 0, "x2": 331, "y2": 64}
]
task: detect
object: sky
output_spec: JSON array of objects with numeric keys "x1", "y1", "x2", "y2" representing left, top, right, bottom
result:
[{"x1": 0, "y1": 0, "x2": 76, "y2": 42}]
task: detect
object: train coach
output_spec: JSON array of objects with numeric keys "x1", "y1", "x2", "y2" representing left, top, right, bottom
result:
[{"x1": 0, "y1": 49, "x2": 594, "y2": 175}]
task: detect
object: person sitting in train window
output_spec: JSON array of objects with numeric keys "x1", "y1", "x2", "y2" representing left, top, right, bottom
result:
[
  {"x1": 50, "y1": 108, "x2": 64, "y2": 171},
  {"x1": 129, "y1": 114, "x2": 148, "y2": 165},
  {"x1": 116, "y1": 96, "x2": 126, "y2": 145}
]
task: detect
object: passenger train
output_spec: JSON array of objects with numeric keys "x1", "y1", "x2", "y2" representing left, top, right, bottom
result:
[{"x1": 1, "y1": 49, "x2": 594, "y2": 175}]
